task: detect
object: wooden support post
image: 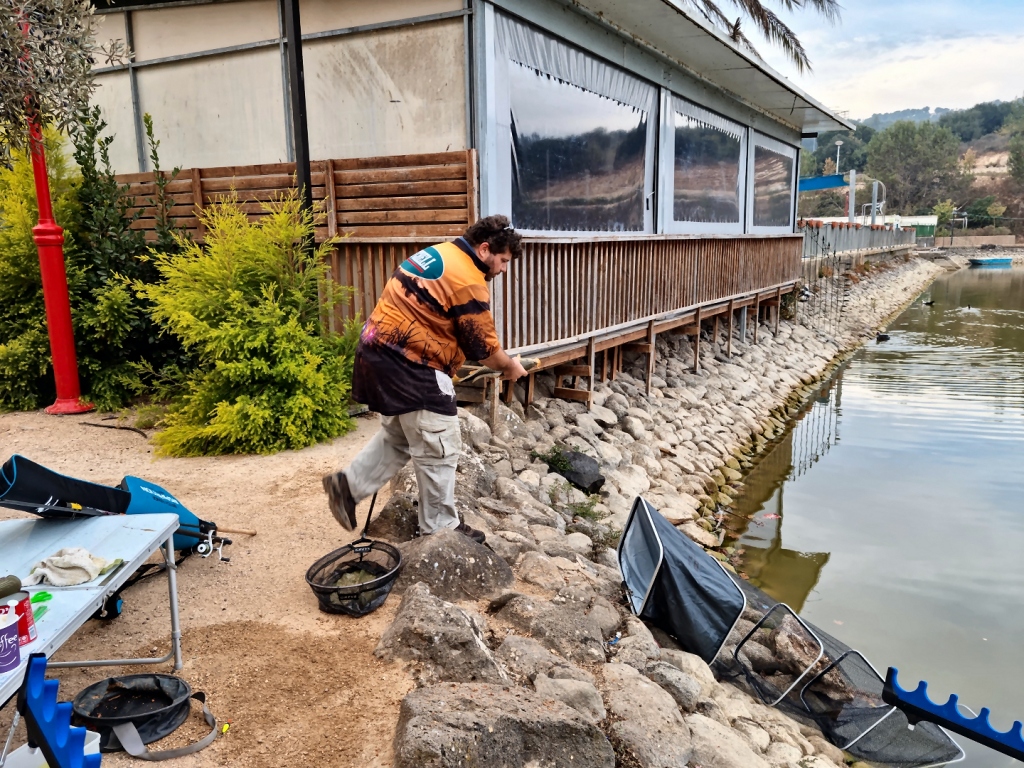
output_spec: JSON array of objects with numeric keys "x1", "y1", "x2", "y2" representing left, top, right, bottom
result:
[
  {"x1": 727, "y1": 299, "x2": 735, "y2": 358},
  {"x1": 775, "y1": 287, "x2": 782, "y2": 334},
  {"x1": 693, "y1": 307, "x2": 701, "y2": 373},
  {"x1": 753, "y1": 300, "x2": 760, "y2": 344},
  {"x1": 587, "y1": 337, "x2": 596, "y2": 410},
  {"x1": 526, "y1": 372, "x2": 535, "y2": 407},
  {"x1": 502, "y1": 379, "x2": 514, "y2": 404},
  {"x1": 489, "y1": 377, "x2": 499, "y2": 427},
  {"x1": 601, "y1": 349, "x2": 609, "y2": 382},
  {"x1": 713, "y1": 315, "x2": 720, "y2": 346},
  {"x1": 645, "y1": 320, "x2": 656, "y2": 396},
  {"x1": 612, "y1": 345, "x2": 620, "y2": 381}
]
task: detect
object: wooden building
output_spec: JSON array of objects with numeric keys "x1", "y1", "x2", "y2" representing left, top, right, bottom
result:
[{"x1": 95, "y1": 0, "x2": 852, "y2": 405}]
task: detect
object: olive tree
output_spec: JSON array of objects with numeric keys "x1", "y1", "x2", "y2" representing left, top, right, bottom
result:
[{"x1": 0, "y1": 0, "x2": 106, "y2": 149}]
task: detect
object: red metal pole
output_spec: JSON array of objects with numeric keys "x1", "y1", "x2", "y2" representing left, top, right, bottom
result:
[{"x1": 27, "y1": 117, "x2": 93, "y2": 414}]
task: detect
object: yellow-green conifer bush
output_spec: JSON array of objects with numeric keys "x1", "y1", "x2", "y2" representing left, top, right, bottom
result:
[{"x1": 140, "y1": 194, "x2": 357, "y2": 456}]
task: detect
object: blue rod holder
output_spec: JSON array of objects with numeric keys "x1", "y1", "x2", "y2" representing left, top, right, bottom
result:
[
  {"x1": 883, "y1": 667, "x2": 1024, "y2": 762},
  {"x1": 16, "y1": 653, "x2": 101, "y2": 768}
]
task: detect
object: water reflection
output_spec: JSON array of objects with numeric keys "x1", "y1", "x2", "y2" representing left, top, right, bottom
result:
[
  {"x1": 732, "y1": 265, "x2": 1024, "y2": 768},
  {"x1": 723, "y1": 375, "x2": 842, "y2": 612}
]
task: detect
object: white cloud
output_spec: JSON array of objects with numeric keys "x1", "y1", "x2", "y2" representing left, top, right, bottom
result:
[{"x1": 777, "y1": 34, "x2": 1024, "y2": 118}]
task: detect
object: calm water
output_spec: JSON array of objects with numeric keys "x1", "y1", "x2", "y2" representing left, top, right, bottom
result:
[{"x1": 729, "y1": 264, "x2": 1024, "y2": 768}]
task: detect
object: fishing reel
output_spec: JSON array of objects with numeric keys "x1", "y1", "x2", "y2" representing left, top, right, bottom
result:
[{"x1": 179, "y1": 520, "x2": 233, "y2": 562}]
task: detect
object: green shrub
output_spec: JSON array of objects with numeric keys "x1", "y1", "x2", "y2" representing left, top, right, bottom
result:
[
  {"x1": 139, "y1": 193, "x2": 356, "y2": 456},
  {"x1": 71, "y1": 107, "x2": 188, "y2": 408}
]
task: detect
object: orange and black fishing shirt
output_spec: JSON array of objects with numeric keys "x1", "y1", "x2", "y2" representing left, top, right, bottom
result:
[{"x1": 351, "y1": 237, "x2": 501, "y2": 416}]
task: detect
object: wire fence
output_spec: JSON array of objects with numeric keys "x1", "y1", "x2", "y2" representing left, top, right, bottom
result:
[{"x1": 797, "y1": 225, "x2": 851, "y2": 339}]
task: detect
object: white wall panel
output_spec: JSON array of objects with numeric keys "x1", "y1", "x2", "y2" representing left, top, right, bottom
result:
[
  {"x1": 299, "y1": 0, "x2": 462, "y2": 35},
  {"x1": 304, "y1": 20, "x2": 466, "y2": 159},
  {"x1": 91, "y1": 12, "x2": 127, "y2": 65},
  {"x1": 91, "y1": 72, "x2": 138, "y2": 174},
  {"x1": 132, "y1": 0, "x2": 279, "y2": 61},
  {"x1": 136, "y1": 49, "x2": 287, "y2": 168}
]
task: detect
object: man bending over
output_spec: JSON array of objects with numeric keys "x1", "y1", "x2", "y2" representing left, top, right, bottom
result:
[{"x1": 323, "y1": 215, "x2": 528, "y2": 543}]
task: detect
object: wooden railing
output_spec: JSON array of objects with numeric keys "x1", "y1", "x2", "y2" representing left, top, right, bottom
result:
[
  {"x1": 117, "y1": 155, "x2": 801, "y2": 366},
  {"x1": 335, "y1": 234, "x2": 803, "y2": 356},
  {"x1": 115, "y1": 150, "x2": 477, "y2": 242}
]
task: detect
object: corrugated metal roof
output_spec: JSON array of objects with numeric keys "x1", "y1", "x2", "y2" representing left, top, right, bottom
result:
[{"x1": 569, "y1": 0, "x2": 853, "y2": 134}]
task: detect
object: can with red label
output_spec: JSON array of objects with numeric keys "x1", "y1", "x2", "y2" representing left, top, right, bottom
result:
[{"x1": 0, "y1": 592, "x2": 38, "y2": 646}]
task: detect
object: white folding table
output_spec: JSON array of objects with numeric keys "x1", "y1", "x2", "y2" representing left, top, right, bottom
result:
[{"x1": 0, "y1": 513, "x2": 182, "y2": 707}]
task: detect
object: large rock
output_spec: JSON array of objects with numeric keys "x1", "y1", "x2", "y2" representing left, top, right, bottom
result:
[
  {"x1": 659, "y1": 649, "x2": 717, "y2": 697},
  {"x1": 518, "y1": 551, "x2": 565, "y2": 591},
  {"x1": 366, "y1": 492, "x2": 419, "y2": 542},
  {"x1": 534, "y1": 674, "x2": 607, "y2": 723},
  {"x1": 496, "y1": 478, "x2": 567, "y2": 531},
  {"x1": 375, "y1": 583, "x2": 506, "y2": 684},
  {"x1": 549, "y1": 449, "x2": 605, "y2": 494},
  {"x1": 493, "y1": 593, "x2": 606, "y2": 663},
  {"x1": 600, "y1": 663, "x2": 692, "y2": 767},
  {"x1": 496, "y1": 635, "x2": 594, "y2": 684},
  {"x1": 458, "y1": 407, "x2": 492, "y2": 451},
  {"x1": 606, "y1": 465, "x2": 651, "y2": 499},
  {"x1": 644, "y1": 661, "x2": 701, "y2": 713},
  {"x1": 395, "y1": 529, "x2": 514, "y2": 601},
  {"x1": 684, "y1": 713, "x2": 770, "y2": 768},
  {"x1": 394, "y1": 683, "x2": 615, "y2": 768}
]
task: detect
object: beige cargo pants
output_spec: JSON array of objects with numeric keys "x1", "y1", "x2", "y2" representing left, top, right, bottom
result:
[{"x1": 342, "y1": 410, "x2": 462, "y2": 535}]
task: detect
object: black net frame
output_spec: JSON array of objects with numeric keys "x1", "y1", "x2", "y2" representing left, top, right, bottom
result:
[
  {"x1": 716, "y1": 578, "x2": 964, "y2": 768},
  {"x1": 305, "y1": 540, "x2": 402, "y2": 617}
]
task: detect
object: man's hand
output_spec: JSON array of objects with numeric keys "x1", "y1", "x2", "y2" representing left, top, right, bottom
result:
[
  {"x1": 481, "y1": 349, "x2": 529, "y2": 382},
  {"x1": 503, "y1": 356, "x2": 528, "y2": 382}
]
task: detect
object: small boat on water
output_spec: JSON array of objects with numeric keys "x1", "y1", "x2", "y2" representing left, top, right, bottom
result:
[{"x1": 968, "y1": 256, "x2": 1013, "y2": 268}]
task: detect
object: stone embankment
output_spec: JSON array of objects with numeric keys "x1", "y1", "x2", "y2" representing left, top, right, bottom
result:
[{"x1": 371, "y1": 255, "x2": 943, "y2": 768}]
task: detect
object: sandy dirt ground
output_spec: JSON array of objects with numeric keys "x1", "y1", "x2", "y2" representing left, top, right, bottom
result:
[{"x1": 0, "y1": 411, "x2": 410, "y2": 767}]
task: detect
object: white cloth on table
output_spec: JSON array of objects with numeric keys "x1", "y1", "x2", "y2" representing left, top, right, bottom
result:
[{"x1": 24, "y1": 547, "x2": 115, "y2": 586}]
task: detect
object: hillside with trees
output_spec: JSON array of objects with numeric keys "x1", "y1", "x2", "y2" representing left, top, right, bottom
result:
[{"x1": 800, "y1": 98, "x2": 1024, "y2": 239}]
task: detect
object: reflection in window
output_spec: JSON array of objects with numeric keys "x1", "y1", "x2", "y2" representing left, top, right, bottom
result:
[
  {"x1": 753, "y1": 145, "x2": 794, "y2": 227},
  {"x1": 510, "y1": 63, "x2": 647, "y2": 232},
  {"x1": 673, "y1": 112, "x2": 742, "y2": 224}
]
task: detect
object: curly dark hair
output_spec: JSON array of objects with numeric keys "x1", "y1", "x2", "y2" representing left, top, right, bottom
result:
[{"x1": 464, "y1": 215, "x2": 523, "y2": 259}]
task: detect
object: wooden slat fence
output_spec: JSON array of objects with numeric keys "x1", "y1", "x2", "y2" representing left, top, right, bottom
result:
[
  {"x1": 334, "y1": 234, "x2": 803, "y2": 356},
  {"x1": 115, "y1": 150, "x2": 477, "y2": 243}
]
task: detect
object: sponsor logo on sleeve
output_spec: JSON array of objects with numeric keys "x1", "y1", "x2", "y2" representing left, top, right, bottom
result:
[{"x1": 400, "y1": 246, "x2": 445, "y2": 280}]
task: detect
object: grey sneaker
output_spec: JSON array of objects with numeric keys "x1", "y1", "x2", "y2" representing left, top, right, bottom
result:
[
  {"x1": 322, "y1": 472, "x2": 357, "y2": 531},
  {"x1": 455, "y1": 521, "x2": 486, "y2": 544}
]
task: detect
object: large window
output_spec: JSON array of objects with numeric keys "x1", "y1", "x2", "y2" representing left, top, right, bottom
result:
[
  {"x1": 749, "y1": 133, "x2": 797, "y2": 231},
  {"x1": 510, "y1": 65, "x2": 648, "y2": 231},
  {"x1": 495, "y1": 13, "x2": 656, "y2": 233},
  {"x1": 660, "y1": 97, "x2": 745, "y2": 234}
]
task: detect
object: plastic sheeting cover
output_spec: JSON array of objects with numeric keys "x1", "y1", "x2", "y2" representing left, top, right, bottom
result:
[
  {"x1": 618, "y1": 496, "x2": 745, "y2": 663},
  {"x1": 672, "y1": 98, "x2": 744, "y2": 225},
  {"x1": 497, "y1": 13, "x2": 655, "y2": 232}
]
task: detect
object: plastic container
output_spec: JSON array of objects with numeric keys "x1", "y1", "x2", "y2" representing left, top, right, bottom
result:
[
  {"x1": 3, "y1": 730, "x2": 100, "y2": 767},
  {"x1": 0, "y1": 609, "x2": 19, "y2": 673},
  {"x1": 0, "y1": 592, "x2": 38, "y2": 645}
]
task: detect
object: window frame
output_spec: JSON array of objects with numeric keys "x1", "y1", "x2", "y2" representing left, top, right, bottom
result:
[
  {"x1": 746, "y1": 131, "x2": 799, "y2": 234},
  {"x1": 658, "y1": 91, "x2": 748, "y2": 236}
]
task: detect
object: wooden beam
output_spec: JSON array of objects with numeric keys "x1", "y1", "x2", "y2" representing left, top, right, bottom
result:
[
  {"x1": 775, "y1": 286, "x2": 782, "y2": 334},
  {"x1": 727, "y1": 299, "x2": 735, "y2": 358},
  {"x1": 555, "y1": 364, "x2": 591, "y2": 377},
  {"x1": 526, "y1": 372, "x2": 535, "y2": 407},
  {"x1": 645, "y1": 320, "x2": 656, "y2": 396},
  {"x1": 713, "y1": 315, "x2": 720, "y2": 346},
  {"x1": 753, "y1": 301, "x2": 759, "y2": 344},
  {"x1": 693, "y1": 307, "x2": 701, "y2": 373},
  {"x1": 554, "y1": 387, "x2": 592, "y2": 403},
  {"x1": 624, "y1": 342, "x2": 653, "y2": 354},
  {"x1": 587, "y1": 337, "x2": 596, "y2": 410}
]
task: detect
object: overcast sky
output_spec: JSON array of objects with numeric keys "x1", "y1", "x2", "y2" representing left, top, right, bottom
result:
[{"x1": 755, "y1": 0, "x2": 1024, "y2": 120}]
